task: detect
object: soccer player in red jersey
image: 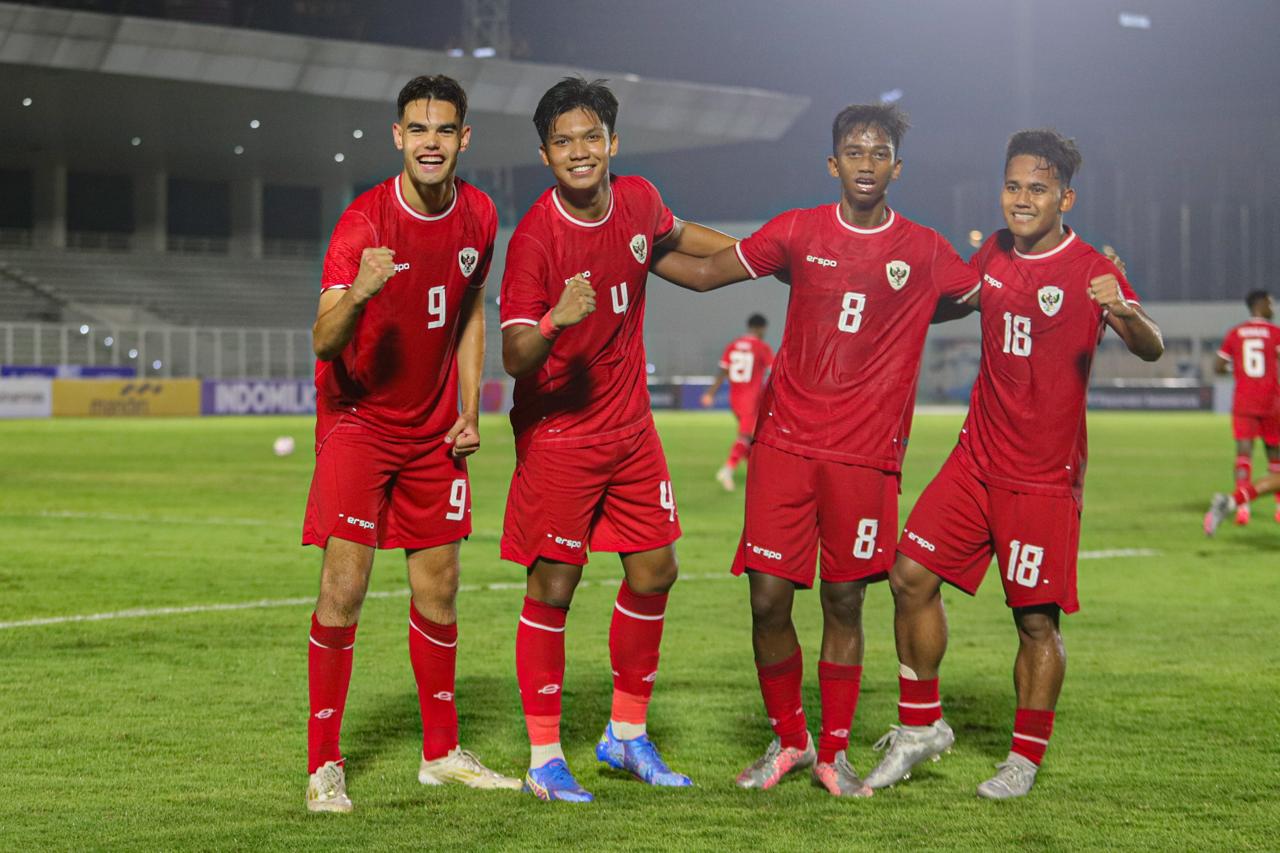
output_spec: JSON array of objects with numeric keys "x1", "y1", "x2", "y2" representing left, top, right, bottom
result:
[
  {"x1": 1205, "y1": 470, "x2": 1280, "y2": 535},
  {"x1": 499, "y1": 77, "x2": 736, "y2": 802},
  {"x1": 301, "y1": 76, "x2": 519, "y2": 813},
  {"x1": 700, "y1": 314, "x2": 775, "y2": 491},
  {"x1": 1212, "y1": 291, "x2": 1280, "y2": 525},
  {"x1": 865, "y1": 130, "x2": 1164, "y2": 799},
  {"x1": 651, "y1": 104, "x2": 980, "y2": 796}
]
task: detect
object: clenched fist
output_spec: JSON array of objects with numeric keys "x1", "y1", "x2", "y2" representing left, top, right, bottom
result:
[
  {"x1": 1088, "y1": 273, "x2": 1136, "y2": 317},
  {"x1": 352, "y1": 247, "x2": 398, "y2": 303},
  {"x1": 550, "y1": 274, "x2": 597, "y2": 328}
]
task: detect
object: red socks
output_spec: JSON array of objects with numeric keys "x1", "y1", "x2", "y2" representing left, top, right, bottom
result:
[
  {"x1": 307, "y1": 613, "x2": 357, "y2": 773},
  {"x1": 817, "y1": 662, "x2": 861, "y2": 764},
  {"x1": 408, "y1": 604, "x2": 458, "y2": 761},
  {"x1": 1010, "y1": 708, "x2": 1055, "y2": 765},
  {"x1": 1235, "y1": 454, "x2": 1252, "y2": 485},
  {"x1": 516, "y1": 597, "x2": 568, "y2": 747},
  {"x1": 898, "y1": 675, "x2": 943, "y2": 727},
  {"x1": 609, "y1": 582, "x2": 668, "y2": 727},
  {"x1": 756, "y1": 648, "x2": 808, "y2": 750},
  {"x1": 727, "y1": 438, "x2": 750, "y2": 469},
  {"x1": 1234, "y1": 482, "x2": 1259, "y2": 505}
]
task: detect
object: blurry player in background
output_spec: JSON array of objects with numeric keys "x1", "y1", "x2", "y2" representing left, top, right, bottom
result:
[
  {"x1": 700, "y1": 313, "x2": 774, "y2": 491},
  {"x1": 301, "y1": 75, "x2": 518, "y2": 813},
  {"x1": 866, "y1": 129, "x2": 1163, "y2": 799},
  {"x1": 1211, "y1": 291, "x2": 1280, "y2": 525},
  {"x1": 653, "y1": 103, "x2": 980, "y2": 796},
  {"x1": 499, "y1": 77, "x2": 736, "y2": 802}
]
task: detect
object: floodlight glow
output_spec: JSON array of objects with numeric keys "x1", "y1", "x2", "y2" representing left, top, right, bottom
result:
[
  {"x1": 968, "y1": 229, "x2": 983, "y2": 247},
  {"x1": 352, "y1": 129, "x2": 364, "y2": 139},
  {"x1": 21, "y1": 97, "x2": 33, "y2": 107},
  {"x1": 334, "y1": 153, "x2": 345, "y2": 163},
  {"x1": 79, "y1": 324, "x2": 90, "y2": 334},
  {"x1": 104, "y1": 336, "x2": 114, "y2": 347},
  {"x1": 880, "y1": 88, "x2": 904, "y2": 104},
  {"x1": 130, "y1": 137, "x2": 142, "y2": 146},
  {"x1": 472, "y1": 47, "x2": 497, "y2": 58},
  {"x1": 152, "y1": 360, "x2": 162, "y2": 370},
  {"x1": 128, "y1": 348, "x2": 139, "y2": 359},
  {"x1": 1119, "y1": 12, "x2": 1151, "y2": 29},
  {"x1": 233, "y1": 145, "x2": 244, "y2": 155},
  {"x1": 249, "y1": 119, "x2": 261, "y2": 129},
  {"x1": 446, "y1": 48, "x2": 464, "y2": 57}
]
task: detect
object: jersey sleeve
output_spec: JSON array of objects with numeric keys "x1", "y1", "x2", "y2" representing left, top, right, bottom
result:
[
  {"x1": 931, "y1": 232, "x2": 981, "y2": 302},
  {"x1": 717, "y1": 340, "x2": 734, "y2": 370},
  {"x1": 635, "y1": 177, "x2": 675, "y2": 242},
  {"x1": 735, "y1": 211, "x2": 796, "y2": 280},
  {"x1": 469, "y1": 200, "x2": 499, "y2": 290},
  {"x1": 1218, "y1": 329, "x2": 1237, "y2": 362},
  {"x1": 321, "y1": 209, "x2": 378, "y2": 291},
  {"x1": 499, "y1": 230, "x2": 551, "y2": 329}
]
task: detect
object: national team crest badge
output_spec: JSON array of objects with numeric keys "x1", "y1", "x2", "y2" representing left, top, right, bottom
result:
[
  {"x1": 886, "y1": 260, "x2": 910, "y2": 290},
  {"x1": 1037, "y1": 285, "x2": 1064, "y2": 317},
  {"x1": 458, "y1": 247, "x2": 479, "y2": 277},
  {"x1": 629, "y1": 234, "x2": 648, "y2": 264}
]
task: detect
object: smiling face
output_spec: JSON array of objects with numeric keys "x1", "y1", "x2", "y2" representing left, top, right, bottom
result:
[
  {"x1": 539, "y1": 107, "x2": 618, "y2": 195},
  {"x1": 393, "y1": 98, "x2": 470, "y2": 189},
  {"x1": 1002, "y1": 153, "x2": 1076, "y2": 253},
  {"x1": 828, "y1": 124, "x2": 901, "y2": 211}
]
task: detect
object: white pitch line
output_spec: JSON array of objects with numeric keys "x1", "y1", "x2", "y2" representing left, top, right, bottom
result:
[
  {"x1": 24, "y1": 510, "x2": 282, "y2": 528},
  {"x1": 0, "y1": 550, "x2": 1161, "y2": 632}
]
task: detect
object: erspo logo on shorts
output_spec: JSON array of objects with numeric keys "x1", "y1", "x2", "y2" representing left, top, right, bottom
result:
[
  {"x1": 906, "y1": 529, "x2": 937, "y2": 552},
  {"x1": 344, "y1": 515, "x2": 375, "y2": 531},
  {"x1": 553, "y1": 535, "x2": 583, "y2": 550},
  {"x1": 750, "y1": 544, "x2": 783, "y2": 561}
]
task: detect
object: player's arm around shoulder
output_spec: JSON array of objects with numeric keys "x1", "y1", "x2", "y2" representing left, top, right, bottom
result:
[
  {"x1": 447, "y1": 283, "x2": 486, "y2": 457},
  {"x1": 652, "y1": 219, "x2": 750, "y2": 293},
  {"x1": 313, "y1": 247, "x2": 397, "y2": 360}
]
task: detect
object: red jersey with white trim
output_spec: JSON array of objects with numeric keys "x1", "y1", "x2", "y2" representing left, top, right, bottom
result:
[
  {"x1": 734, "y1": 206, "x2": 979, "y2": 470},
  {"x1": 499, "y1": 175, "x2": 674, "y2": 456},
  {"x1": 1217, "y1": 319, "x2": 1280, "y2": 416},
  {"x1": 958, "y1": 228, "x2": 1139, "y2": 502},
  {"x1": 316, "y1": 176, "x2": 496, "y2": 441},
  {"x1": 718, "y1": 335, "x2": 774, "y2": 412}
]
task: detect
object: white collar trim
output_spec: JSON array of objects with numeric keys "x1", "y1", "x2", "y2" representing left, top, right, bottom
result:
[
  {"x1": 834, "y1": 205, "x2": 895, "y2": 235},
  {"x1": 1014, "y1": 228, "x2": 1076, "y2": 260},
  {"x1": 395, "y1": 175, "x2": 458, "y2": 222},
  {"x1": 553, "y1": 187, "x2": 614, "y2": 228}
]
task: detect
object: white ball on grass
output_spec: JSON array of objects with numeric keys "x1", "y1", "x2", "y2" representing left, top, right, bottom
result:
[{"x1": 273, "y1": 436, "x2": 296, "y2": 457}]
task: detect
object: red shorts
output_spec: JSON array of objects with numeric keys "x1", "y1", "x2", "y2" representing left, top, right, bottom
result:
[
  {"x1": 501, "y1": 425, "x2": 681, "y2": 567},
  {"x1": 303, "y1": 417, "x2": 470, "y2": 550},
  {"x1": 1232, "y1": 413, "x2": 1280, "y2": 444},
  {"x1": 730, "y1": 442, "x2": 899, "y2": 588},
  {"x1": 897, "y1": 449, "x2": 1081, "y2": 613}
]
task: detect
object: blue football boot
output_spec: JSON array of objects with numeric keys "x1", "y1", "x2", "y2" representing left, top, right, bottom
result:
[
  {"x1": 595, "y1": 724, "x2": 693, "y2": 786},
  {"x1": 522, "y1": 758, "x2": 594, "y2": 803}
]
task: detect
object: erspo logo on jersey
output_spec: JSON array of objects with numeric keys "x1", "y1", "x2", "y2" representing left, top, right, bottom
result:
[
  {"x1": 806, "y1": 255, "x2": 838, "y2": 268},
  {"x1": 984, "y1": 273, "x2": 1004, "y2": 289},
  {"x1": 393, "y1": 262, "x2": 411, "y2": 272}
]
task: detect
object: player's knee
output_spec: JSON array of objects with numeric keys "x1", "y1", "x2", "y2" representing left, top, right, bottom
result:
[
  {"x1": 749, "y1": 590, "x2": 791, "y2": 632},
  {"x1": 888, "y1": 556, "x2": 936, "y2": 605},
  {"x1": 1014, "y1": 606, "x2": 1061, "y2": 644},
  {"x1": 819, "y1": 581, "x2": 866, "y2": 623}
]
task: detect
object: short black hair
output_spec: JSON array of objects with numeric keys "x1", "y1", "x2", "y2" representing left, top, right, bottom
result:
[
  {"x1": 534, "y1": 77, "x2": 619, "y2": 145},
  {"x1": 1246, "y1": 290, "x2": 1271, "y2": 312},
  {"x1": 1005, "y1": 128, "x2": 1083, "y2": 187},
  {"x1": 397, "y1": 75, "x2": 468, "y2": 123},
  {"x1": 831, "y1": 104, "x2": 910, "y2": 156},
  {"x1": 747, "y1": 314, "x2": 768, "y2": 328}
]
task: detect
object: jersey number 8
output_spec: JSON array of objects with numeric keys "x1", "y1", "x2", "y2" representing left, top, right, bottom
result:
[{"x1": 838, "y1": 292, "x2": 866, "y2": 334}]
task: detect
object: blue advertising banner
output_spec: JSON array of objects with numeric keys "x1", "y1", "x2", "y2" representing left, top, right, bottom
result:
[
  {"x1": 2, "y1": 365, "x2": 136, "y2": 378},
  {"x1": 202, "y1": 379, "x2": 316, "y2": 415}
]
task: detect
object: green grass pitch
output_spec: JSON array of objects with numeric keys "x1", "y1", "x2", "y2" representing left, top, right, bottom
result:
[{"x1": 0, "y1": 411, "x2": 1276, "y2": 850}]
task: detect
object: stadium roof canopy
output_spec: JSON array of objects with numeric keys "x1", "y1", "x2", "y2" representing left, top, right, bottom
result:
[{"x1": 0, "y1": 1, "x2": 809, "y2": 183}]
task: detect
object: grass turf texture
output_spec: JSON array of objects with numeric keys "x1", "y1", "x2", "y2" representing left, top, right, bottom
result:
[{"x1": 0, "y1": 411, "x2": 1276, "y2": 851}]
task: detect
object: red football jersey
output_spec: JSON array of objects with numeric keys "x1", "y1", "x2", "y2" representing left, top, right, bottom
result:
[
  {"x1": 718, "y1": 335, "x2": 775, "y2": 412},
  {"x1": 316, "y1": 176, "x2": 496, "y2": 441},
  {"x1": 958, "y1": 228, "x2": 1139, "y2": 502},
  {"x1": 500, "y1": 175, "x2": 674, "y2": 455},
  {"x1": 735, "y1": 206, "x2": 979, "y2": 469},
  {"x1": 1217, "y1": 319, "x2": 1280, "y2": 416}
]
